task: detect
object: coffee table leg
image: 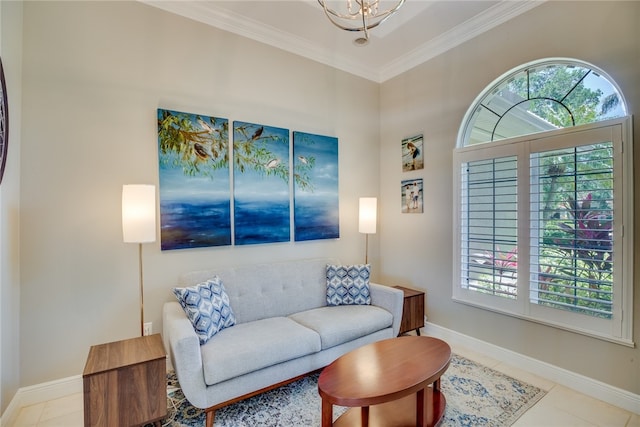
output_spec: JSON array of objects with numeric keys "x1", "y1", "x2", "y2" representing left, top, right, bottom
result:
[
  {"x1": 416, "y1": 388, "x2": 425, "y2": 427},
  {"x1": 361, "y1": 406, "x2": 369, "y2": 427},
  {"x1": 321, "y1": 399, "x2": 333, "y2": 427}
]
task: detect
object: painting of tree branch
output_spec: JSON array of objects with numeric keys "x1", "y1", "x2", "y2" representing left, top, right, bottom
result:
[
  {"x1": 293, "y1": 132, "x2": 339, "y2": 241},
  {"x1": 157, "y1": 108, "x2": 231, "y2": 250},
  {"x1": 233, "y1": 121, "x2": 290, "y2": 245}
]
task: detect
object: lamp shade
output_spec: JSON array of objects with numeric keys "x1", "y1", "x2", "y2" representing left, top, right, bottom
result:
[
  {"x1": 359, "y1": 197, "x2": 377, "y2": 234},
  {"x1": 122, "y1": 184, "x2": 156, "y2": 243}
]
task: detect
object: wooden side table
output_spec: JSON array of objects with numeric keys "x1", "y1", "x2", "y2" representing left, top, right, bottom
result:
[
  {"x1": 83, "y1": 334, "x2": 167, "y2": 427},
  {"x1": 394, "y1": 285, "x2": 425, "y2": 336}
]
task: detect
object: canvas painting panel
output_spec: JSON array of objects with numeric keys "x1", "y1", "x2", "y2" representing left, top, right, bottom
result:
[
  {"x1": 233, "y1": 121, "x2": 290, "y2": 245},
  {"x1": 402, "y1": 134, "x2": 424, "y2": 172},
  {"x1": 293, "y1": 131, "x2": 339, "y2": 241},
  {"x1": 402, "y1": 178, "x2": 423, "y2": 213},
  {"x1": 157, "y1": 108, "x2": 231, "y2": 250}
]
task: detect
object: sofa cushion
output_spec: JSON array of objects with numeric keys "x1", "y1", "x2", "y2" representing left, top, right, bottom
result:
[
  {"x1": 289, "y1": 305, "x2": 392, "y2": 349},
  {"x1": 172, "y1": 277, "x2": 236, "y2": 344},
  {"x1": 200, "y1": 317, "x2": 321, "y2": 386},
  {"x1": 179, "y1": 258, "x2": 339, "y2": 324},
  {"x1": 326, "y1": 264, "x2": 371, "y2": 306}
]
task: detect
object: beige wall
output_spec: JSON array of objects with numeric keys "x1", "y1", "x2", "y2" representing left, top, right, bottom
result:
[
  {"x1": 19, "y1": 1, "x2": 379, "y2": 387},
  {"x1": 379, "y1": 1, "x2": 640, "y2": 394},
  {"x1": 1, "y1": 0, "x2": 23, "y2": 414},
  {"x1": 5, "y1": 0, "x2": 640, "y2": 410}
]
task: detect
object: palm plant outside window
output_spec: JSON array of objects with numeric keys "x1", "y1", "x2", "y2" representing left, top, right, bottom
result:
[{"x1": 454, "y1": 58, "x2": 633, "y2": 345}]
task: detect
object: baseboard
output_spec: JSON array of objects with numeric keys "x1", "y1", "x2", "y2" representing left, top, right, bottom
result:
[
  {"x1": 1, "y1": 374, "x2": 82, "y2": 427},
  {"x1": 424, "y1": 322, "x2": 640, "y2": 415},
  {"x1": 2, "y1": 325, "x2": 638, "y2": 426}
]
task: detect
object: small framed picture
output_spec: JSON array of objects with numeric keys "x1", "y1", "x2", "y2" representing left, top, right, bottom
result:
[
  {"x1": 402, "y1": 134, "x2": 423, "y2": 172},
  {"x1": 401, "y1": 179, "x2": 423, "y2": 213}
]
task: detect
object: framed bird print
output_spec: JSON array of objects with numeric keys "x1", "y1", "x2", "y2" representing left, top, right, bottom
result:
[
  {"x1": 233, "y1": 121, "x2": 290, "y2": 245},
  {"x1": 293, "y1": 131, "x2": 339, "y2": 241},
  {"x1": 157, "y1": 108, "x2": 231, "y2": 250}
]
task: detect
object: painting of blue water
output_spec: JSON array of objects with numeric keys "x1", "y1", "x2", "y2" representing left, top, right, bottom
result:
[
  {"x1": 160, "y1": 200, "x2": 231, "y2": 250},
  {"x1": 158, "y1": 109, "x2": 231, "y2": 250},
  {"x1": 233, "y1": 121, "x2": 290, "y2": 245},
  {"x1": 293, "y1": 132, "x2": 339, "y2": 241},
  {"x1": 234, "y1": 199, "x2": 290, "y2": 245}
]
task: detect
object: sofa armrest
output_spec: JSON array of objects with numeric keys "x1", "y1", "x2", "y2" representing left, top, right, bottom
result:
[
  {"x1": 163, "y1": 301, "x2": 209, "y2": 407},
  {"x1": 369, "y1": 283, "x2": 404, "y2": 337}
]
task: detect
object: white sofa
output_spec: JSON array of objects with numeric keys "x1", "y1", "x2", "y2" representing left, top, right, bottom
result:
[{"x1": 162, "y1": 258, "x2": 404, "y2": 427}]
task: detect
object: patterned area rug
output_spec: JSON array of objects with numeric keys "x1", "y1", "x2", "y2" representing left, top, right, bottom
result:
[{"x1": 153, "y1": 354, "x2": 546, "y2": 426}]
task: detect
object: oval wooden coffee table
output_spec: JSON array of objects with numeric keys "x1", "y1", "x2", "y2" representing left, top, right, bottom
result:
[{"x1": 318, "y1": 336, "x2": 451, "y2": 427}]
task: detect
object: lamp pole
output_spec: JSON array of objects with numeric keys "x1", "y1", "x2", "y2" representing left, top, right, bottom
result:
[{"x1": 122, "y1": 184, "x2": 157, "y2": 337}]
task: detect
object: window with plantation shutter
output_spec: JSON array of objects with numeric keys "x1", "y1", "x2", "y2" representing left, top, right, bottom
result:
[
  {"x1": 529, "y1": 143, "x2": 614, "y2": 319},
  {"x1": 454, "y1": 59, "x2": 633, "y2": 345},
  {"x1": 461, "y1": 156, "x2": 518, "y2": 299}
]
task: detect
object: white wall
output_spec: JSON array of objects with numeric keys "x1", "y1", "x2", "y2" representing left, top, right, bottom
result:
[
  {"x1": 379, "y1": 1, "x2": 640, "y2": 395},
  {"x1": 19, "y1": 1, "x2": 379, "y2": 387},
  {"x1": 0, "y1": 0, "x2": 22, "y2": 415}
]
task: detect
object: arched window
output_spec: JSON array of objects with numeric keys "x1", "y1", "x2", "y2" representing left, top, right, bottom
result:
[
  {"x1": 459, "y1": 58, "x2": 626, "y2": 146},
  {"x1": 453, "y1": 58, "x2": 633, "y2": 345}
]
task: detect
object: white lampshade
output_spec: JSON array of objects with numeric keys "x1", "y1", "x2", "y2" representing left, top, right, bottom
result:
[
  {"x1": 122, "y1": 184, "x2": 157, "y2": 243},
  {"x1": 359, "y1": 197, "x2": 377, "y2": 234}
]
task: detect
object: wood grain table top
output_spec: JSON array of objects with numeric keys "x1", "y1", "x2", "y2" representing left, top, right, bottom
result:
[
  {"x1": 83, "y1": 334, "x2": 166, "y2": 376},
  {"x1": 318, "y1": 336, "x2": 451, "y2": 408}
]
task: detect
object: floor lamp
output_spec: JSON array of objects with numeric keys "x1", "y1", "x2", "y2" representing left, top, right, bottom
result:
[
  {"x1": 122, "y1": 184, "x2": 157, "y2": 337},
  {"x1": 359, "y1": 197, "x2": 377, "y2": 264}
]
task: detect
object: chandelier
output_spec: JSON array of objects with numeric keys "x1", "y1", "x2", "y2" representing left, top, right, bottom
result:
[{"x1": 317, "y1": 0, "x2": 406, "y2": 45}]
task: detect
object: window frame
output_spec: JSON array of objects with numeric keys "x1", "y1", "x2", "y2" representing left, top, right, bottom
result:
[
  {"x1": 457, "y1": 58, "x2": 628, "y2": 147},
  {"x1": 453, "y1": 117, "x2": 634, "y2": 346}
]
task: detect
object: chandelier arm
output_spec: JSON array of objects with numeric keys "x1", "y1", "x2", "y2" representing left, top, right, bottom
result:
[
  {"x1": 321, "y1": 13, "x2": 388, "y2": 32},
  {"x1": 317, "y1": 0, "x2": 406, "y2": 37},
  {"x1": 318, "y1": 0, "x2": 361, "y2": 20},
  {"x1": 361, "y1": 9, "x2": 369, "y2": 40},
  {"x1": 322, "y1": 8, "x2": 371, "y2": 32},
  {"x1": 317, "y1": 0, "x2": 405, "y2": 21}
]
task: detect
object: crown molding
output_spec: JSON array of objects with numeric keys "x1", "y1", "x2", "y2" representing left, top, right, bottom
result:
[
  {"x1": 142, "y1": 0, "x2": 545, "y2": 84},
  {"x1": 380, "y1": 1, "x2": 545, "y2": 82},
  {"x1": 141, "y1": 1, "x2": 381, "y2": 81}
]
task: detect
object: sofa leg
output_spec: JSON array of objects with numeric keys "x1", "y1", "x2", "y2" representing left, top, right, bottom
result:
[{"x1": 206, "y1": 408, "x2": 215, "y2": 427}]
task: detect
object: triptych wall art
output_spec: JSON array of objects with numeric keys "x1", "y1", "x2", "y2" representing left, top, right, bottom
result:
[{"x1": 157, "y1": 109, "x2": 339, "y2": 251}]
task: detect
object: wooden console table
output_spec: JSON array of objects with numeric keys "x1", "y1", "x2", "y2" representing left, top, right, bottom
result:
[
  {"x1": 394, "y1": 285, "x2": 425, "y2": 336},
  {"x1": 83, "y1": 334, "x2": 167, "y2": 427}
]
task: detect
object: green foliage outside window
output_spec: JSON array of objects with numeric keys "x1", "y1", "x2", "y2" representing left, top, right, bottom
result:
[{"x1": 466, "y1": 61, "x2": 619, "y2": 318}]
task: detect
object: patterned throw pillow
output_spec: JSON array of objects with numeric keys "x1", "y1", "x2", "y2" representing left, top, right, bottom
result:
[
  {"x1": 173, "y1": 276, "x2": 236, "y2": 344},
  {"x1": 326, "y1": 264, "x2": 371, "y2": 306}
]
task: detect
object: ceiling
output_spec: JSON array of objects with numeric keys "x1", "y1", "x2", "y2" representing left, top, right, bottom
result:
[{"x1": 142, "y1": 0, "x2": 544, "y2": 83}]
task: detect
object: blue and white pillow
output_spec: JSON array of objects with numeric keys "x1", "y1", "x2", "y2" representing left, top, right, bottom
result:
[
  {"x1": 326, "y1": 264, "x2": 371, "y2": 306},
  {"x1": 173, "y1": 276, "x2": 236, "y2": 344}
]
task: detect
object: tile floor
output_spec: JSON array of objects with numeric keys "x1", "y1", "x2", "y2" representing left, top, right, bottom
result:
[{"x1": 9, "y1": 342, "x2": 640, "y2": 427}]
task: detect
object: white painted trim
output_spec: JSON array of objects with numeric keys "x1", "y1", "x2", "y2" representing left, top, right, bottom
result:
[
  {"x1": 424, "y1": 322, "x2": 640, "y2": 415},
  {"x1": 140, "y1": 0, "x2": 545, "y2": 83},
  {"x1": 140, "y1": 0, "x2": 380, "y2": 82},
  {"x1": 2, "y1": 326, "x2": 638, "y2": 425},
  {"x1": 0, "y1": 375, "x2": 82, "y2": 427},
  {"x1": 380, "y1": 0, "x2": 544, "y2": 82}
]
